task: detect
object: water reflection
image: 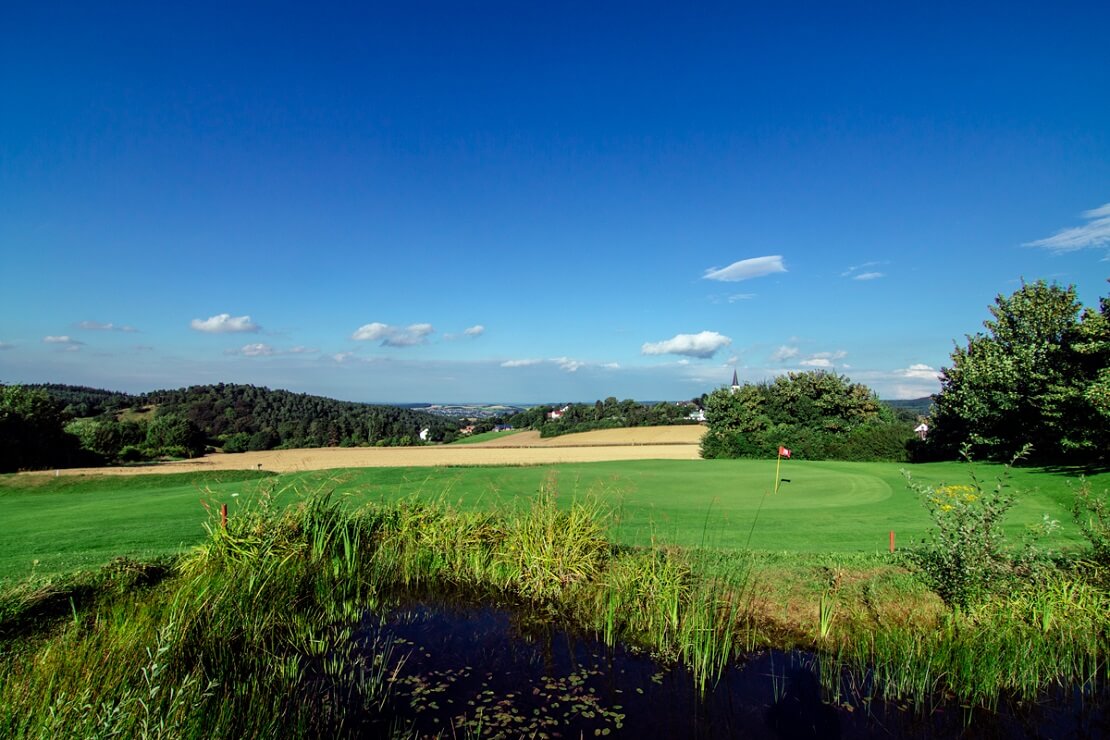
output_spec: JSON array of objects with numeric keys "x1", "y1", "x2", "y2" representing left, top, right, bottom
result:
[{"x1": 348, "y1": 596, "x2": 1107, "y2": 738}]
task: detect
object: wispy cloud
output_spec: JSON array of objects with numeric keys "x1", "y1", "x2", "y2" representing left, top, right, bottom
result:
[
  {"x1": 190, "y1": 313, "x2": 260, "y2": 333},
  {"x1": 0, "y1": 341, "x2": 13, "y2": 350},
  {"x1": 703, "y1": 255, "x2": 786, "y2": 282},
  {"x1": 1024, "y1": 203, "x2": 1110, "y2": 252},
  {"x1": 445, "y1": 324, "x2": 487, "y2": 340},
  {"x1": 43, "y1": 335, "x2": 84, "y2": 351},
  {"x1": 77, "y1": 320, "x2": 138, "y2": 332},
  {"x1": 842, "y1": 261, "x2": 887, "y2": 280},
  {"x1": 799, "y1": 350, "x2": 847, "y2": 368},
  {"x1": 552, "y1": 357, "x2": 586, "y2": 372},
  {"x1": 642, "y1": 331, "x2": 732, "y2": 359},
  {"x1": 351, "y1": 322, "x2": 435, "y2": 347},
  {"x1": 769, "y1": 345, "x2": 799, "y2": 362},
  {"x1": 331, "y1": 351, "x2": 356, "y2": 363},
  {"x1": 895, "y1": 363, "x2": 941, "y2": 380},
  {"x1": 225, "y1": 343, "x2": 276, "y2": 357},
  {"x1": 501, "y1": 358, "x2": 542, "y2": 368}
]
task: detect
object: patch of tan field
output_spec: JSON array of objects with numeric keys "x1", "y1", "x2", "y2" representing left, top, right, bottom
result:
[
  {"x1": 471, "y1": 425, "x2": 706, "y2": 447},
  {"x1": 36, "y1": 426, "x2": 706, "y2": 476}
]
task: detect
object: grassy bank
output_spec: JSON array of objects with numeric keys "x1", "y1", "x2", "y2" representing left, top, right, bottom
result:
[{"x1": 2, "y1": 480, "x2": 1106, "y2": 736}]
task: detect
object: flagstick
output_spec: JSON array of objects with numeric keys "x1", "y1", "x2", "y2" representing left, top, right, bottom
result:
[
  {"x1": 747, "y1": 448, "x2": 781, "y2": 549},
  {"x1": 773, "y1": 450, "x2": 783, "y2": 494}
]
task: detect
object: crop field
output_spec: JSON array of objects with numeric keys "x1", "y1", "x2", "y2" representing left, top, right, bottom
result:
[
  {"x1": 2, "y1": 457, "x2": 1102, "y2": 582},
  {"x1": 36, "y1": 425, "x2": 705, "y2": 478}
]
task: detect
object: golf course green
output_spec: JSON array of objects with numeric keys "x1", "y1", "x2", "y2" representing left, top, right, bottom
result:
[{"x1": 1, "y1": 459, "x2": 1102, "y2": 581}]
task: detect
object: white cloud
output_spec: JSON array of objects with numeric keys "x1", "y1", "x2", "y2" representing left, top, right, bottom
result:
[
  {"x1": 77, "y1": 320, "x2": 138, "y2": 332},
  {"x1": 352, "y1": 322, "x2": 435, "y2": 347},
  {"x1": 1024, "y1": 202, "x2": 1110, "y2": 252},
  {"x1": 703, "y1": 255, "x2": 786, "y2": 282},
  {"x1": 331, "y1": 352, "x2": 356, "y2": 363},
  {"x1": 895, "y1": 363, "x2": 941, "y2": 380},
  {"x1": 641, "y1": 331, "x2": 732, "y2": 359},
  {"x1": 287, "y1": 346, "x2": 317, "y2": 354},
  {"x1": 853, "y1": 272, "x2": 884, "y2": 281},
  {"x1": 351, "y1": 322, "x2": 391, "y2": 341},
  {"x1": 769, "y1": 345, "x2": 799, "y2": 362},
  {"x1": 43, "y1": 335, "x2": 84, "y2": 347},
  {"x1": 601, "y1": 362, "x2": 621, "y2": 370},
  {"x1": 190, "y1": 314, "x2": 260, "y2": 333},
  {"x1": 799, "y1": 350, "x2": 847, "y2": 367},
  {"x1": 728, "y1": 293, "x2": 756, "y2": 302},
  {"x1": 226, "y1": 343, "x2": 275, "y2": 357},
  {"x1": 501, "y1": 359, "x2": 542, "y2": 368},
  {"x1": 841, "y1": 261, "x2": 882, "y2": 278},
  {"x1": 552, "y1": 357, "x2": 586, "y2": 372},
  {"x1": 463, "y1": 325, "x2": 485, "y2": 337}
]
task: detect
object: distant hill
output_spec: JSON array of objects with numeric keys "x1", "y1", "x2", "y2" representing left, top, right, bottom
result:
[
  {"x1": 26, "y1": 383, "x2": 138, "y2": 418},
  {"x1": 35, "y1": 383, "x2": 459, "y2": 447},
  {"x1": 883, "y1": 397, "x2": 933, "y2": 418}
]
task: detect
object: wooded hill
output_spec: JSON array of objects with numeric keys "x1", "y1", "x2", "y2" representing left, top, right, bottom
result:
[{"x1": 31, "y1": 383, "x2": 459, "y2": 451}]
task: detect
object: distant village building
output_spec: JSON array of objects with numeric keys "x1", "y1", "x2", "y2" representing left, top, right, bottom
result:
[
  {"x1": 730, "y1": 369, "x2": 741, "y2": 394},
  {"x1": 914, "y1": 422, "x2": 929, "y2": 440},
  {"x1": 547, "y1": 405, "x2": 570, "y2": 420},
  {"x1": 460, "y1": 425, "x2": 476, "y2": 435},
  {"x1": 493, "y1": 425, "x2": 514, "y2": 432},
  {"x1": 419, "y1": 428, "x2": 430, "y2": 442},
  {"x1": 687, "y1": 409, "x2": 706, "y2": 422}
]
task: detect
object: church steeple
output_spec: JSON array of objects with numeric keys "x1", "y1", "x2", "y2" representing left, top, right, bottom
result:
[{"x1": 731, "y1": 369, "x2": 740, "y2": 393}]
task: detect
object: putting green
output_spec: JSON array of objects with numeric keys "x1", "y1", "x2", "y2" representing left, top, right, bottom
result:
[{"x1": 2, "y1": 458, "x2": 1102, "y2": 581}]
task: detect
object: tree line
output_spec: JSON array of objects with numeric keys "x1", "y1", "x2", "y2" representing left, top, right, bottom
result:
[
  {"x1": 502, "y1": 397, "x2": 699, "y2": 438},
  {"x1": 700, "y1": 371, "x2": 915, "y2": 461},
  {"x1": 701, "y1": 280, "x2": 1108, "y2": 465},
  {"x1": 0, "y1": 383, "x2": 459, "y2": 472}
]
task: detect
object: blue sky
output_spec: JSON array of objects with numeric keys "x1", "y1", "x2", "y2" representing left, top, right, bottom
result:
[{"x1": 2, "y1": 2, "x2": 1108, "y2": 403}]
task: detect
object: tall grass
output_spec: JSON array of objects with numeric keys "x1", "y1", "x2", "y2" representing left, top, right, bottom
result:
[{"x1": 3, "y1": 476, "x2": 1107, "y2": 735}]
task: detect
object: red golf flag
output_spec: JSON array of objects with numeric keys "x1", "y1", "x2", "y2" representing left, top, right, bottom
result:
[{"x1": 778, "y1": 446, "x2": 791, "y2": 458}]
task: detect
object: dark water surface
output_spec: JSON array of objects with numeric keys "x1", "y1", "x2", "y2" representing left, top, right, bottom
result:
[{"x1": 348, "y1": 598, "x2": 1107, "y2": 739}]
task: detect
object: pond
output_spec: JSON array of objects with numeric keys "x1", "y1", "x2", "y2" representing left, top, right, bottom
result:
[{"x1": 346, "y1": 597, "x2": 1107, "y2": 738}]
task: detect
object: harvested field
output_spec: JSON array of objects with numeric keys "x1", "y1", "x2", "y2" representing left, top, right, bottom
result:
[
  {"x1": 36, "y1": 425, "x2": 705, "y2": 476},
  {"x1": 469, "y1": 425, "x2": 705, "y2": 447}
]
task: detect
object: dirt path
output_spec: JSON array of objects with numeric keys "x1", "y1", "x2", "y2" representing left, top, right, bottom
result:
[{"x1": 33, "y1": 426, "x2": 706, "y2": 476}]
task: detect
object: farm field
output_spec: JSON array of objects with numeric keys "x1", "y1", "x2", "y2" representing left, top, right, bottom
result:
[
  {"x1": 2, "y1": 458, "x2": 1101, "y2": 582},
  {"x1": 34, "y1": 425, "x2": 706, "y2": 477}
]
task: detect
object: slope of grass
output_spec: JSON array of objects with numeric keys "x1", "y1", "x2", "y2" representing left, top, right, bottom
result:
[
  {"x1": 0, "y1": 471, "x2": 275, "y2": 580},
  {"x1": 447, "y1": 429, "x2": 524, "y2": 445}
]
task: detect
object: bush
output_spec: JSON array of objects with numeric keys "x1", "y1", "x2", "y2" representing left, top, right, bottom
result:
[
  {"x1": 221, "y1": 432, "x2": 251, "y2": 453},
  {"x1": 903, "y1": 452, "x2": 1027, "y2": 610},
  {"x1": 1072, "y1": 479, "x2": 1110, "y2": 567}
]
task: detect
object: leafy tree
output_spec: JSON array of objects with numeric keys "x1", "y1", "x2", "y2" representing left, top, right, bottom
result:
[
  {"x1": 928, "y1": 281, "x2": 1109, "y2": 463},
  {"x1": 145, "y1": 413, "x2": 207, "y2": 458},
  {"x1": 701, "y1": 371, "x2": 909, "y2": 460},
  {"x1": 0, "y1": 385, "x2": 85, "y2": 471}
]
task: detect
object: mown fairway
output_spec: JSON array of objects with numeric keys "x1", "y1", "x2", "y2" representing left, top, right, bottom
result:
[{"x1": 2, "y1": 459, "x2": 1103, "y2": 581}]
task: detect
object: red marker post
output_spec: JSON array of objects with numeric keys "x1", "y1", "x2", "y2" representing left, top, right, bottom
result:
[
  {"x1": 221, "y1": 503, "x2": 228, "y2": 530},
  {"x1": 889, "y1": 530, "x2": 895, "y2": 553}
]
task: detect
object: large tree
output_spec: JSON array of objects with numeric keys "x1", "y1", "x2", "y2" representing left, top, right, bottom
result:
[
  {"x1": 928, "y1": 280, "x2": 1109, "y2": 463},
  {"x1": 701, "y1": 371, "x2": 908, "y2": 460},
  {"x1": 0, "y1": 385, "x2": 84, "y2": 472}
]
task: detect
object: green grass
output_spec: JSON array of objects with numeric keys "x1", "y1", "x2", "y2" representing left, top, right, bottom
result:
[
  {"x1": 0, "y1": 471, "x2": 275, "y2": 580},
  {"x1": 2, "y1": 459, "x2": 1104, "y2": 582},
  {"x1": 447, "y1": 429, "x2": 524, "y2": 444}
]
